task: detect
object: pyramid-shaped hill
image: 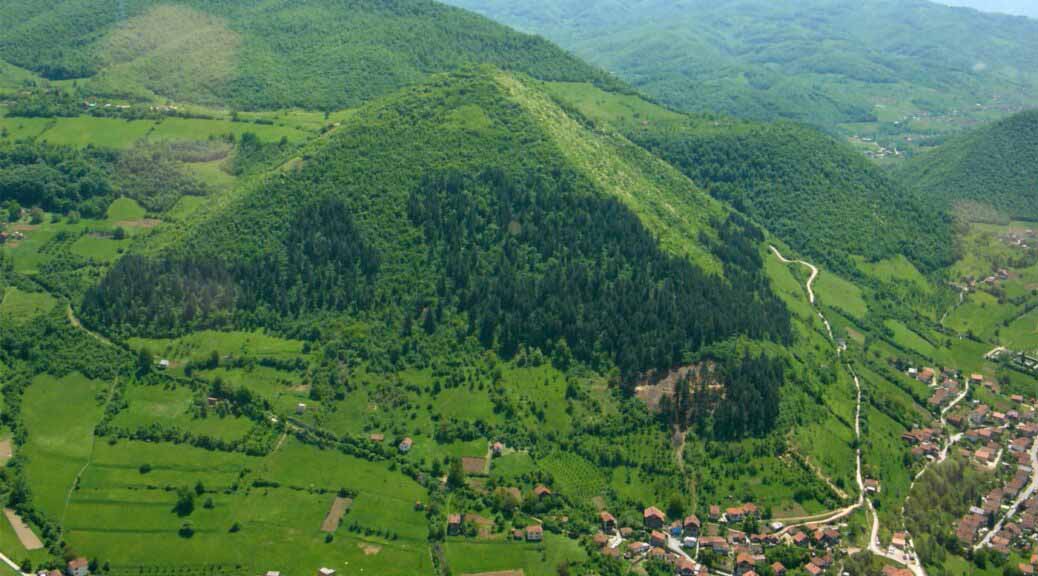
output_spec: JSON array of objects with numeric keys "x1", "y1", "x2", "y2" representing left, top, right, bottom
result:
[{"x1": 82, "y1": 69, "x2": 792, "y2": 380}]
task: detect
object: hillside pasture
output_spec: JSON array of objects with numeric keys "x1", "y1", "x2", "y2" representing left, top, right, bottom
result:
[
  {"x1": 0, "y1": 287, "x2": 56, "y2": 324},
  {"x1": 22, "y1": 372, "x2": 108, "y2": 518}
]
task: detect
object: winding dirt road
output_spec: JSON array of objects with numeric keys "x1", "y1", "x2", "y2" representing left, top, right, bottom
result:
[{"x1": 771, "y1": 247, "x2": 927, "y2": 576}]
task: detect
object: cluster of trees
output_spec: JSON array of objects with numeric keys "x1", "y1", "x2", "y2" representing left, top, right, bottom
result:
[
  {"x1": 661, "y1": 351, "x2": 784, "y2": 439},
  {"x1": 82, "y1": 197, "x2": 380, "y2": 335},
  {"x1": 0, "y1": 140, "x2": 215, "y2": 217},
  {"x1": 0, "y1": 142, "x2": 117, "y2": 217}
]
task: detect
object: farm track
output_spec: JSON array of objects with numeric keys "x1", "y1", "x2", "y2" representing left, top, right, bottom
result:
[{"x1": 771, "y1": 247, "x2": 927, "y2": 576}]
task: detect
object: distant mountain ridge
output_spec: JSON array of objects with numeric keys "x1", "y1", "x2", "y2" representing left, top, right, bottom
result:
[
  {"x1": 938, "y1": 0, "x2": 1038, "y2": 19},
  {"x1": 443, "y1": 0, "x2": 1038, "y2": 131},
  {"x1": 0, "y1": 0, "x2": 618, "y2": 110}
]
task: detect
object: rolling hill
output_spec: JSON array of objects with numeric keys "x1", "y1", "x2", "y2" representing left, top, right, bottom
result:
[
  {"x1": 0, "y1": 0, "x2": 618, "y2": 110},
  {"x1": 897, "y1": 109, "x2": 1038, "y2": 222},
  {"x1": 443, "y1": 0, "x2": 1038, "y2": 141}
]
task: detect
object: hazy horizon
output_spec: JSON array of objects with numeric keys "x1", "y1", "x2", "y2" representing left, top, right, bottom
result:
[{"x1": 936, "y1": 0, "x2": 1038, "y2": 18}]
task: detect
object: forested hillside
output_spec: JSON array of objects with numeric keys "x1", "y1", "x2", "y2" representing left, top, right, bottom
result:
[
  {"x1": 897, "y1": 110, "x2": 1038, "y2": 222},
  {"x1": 444, "y1": 0, "x2": 1038, "y2": 138},
  {"x1": 82, "y1": 69, "x2": 791, "y2": 381},
  {"x1": 0, "y1": 0, "x2": 618, "y2": 110}
]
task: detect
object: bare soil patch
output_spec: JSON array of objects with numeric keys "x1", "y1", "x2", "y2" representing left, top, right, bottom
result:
[
  {"x1": 4, "y1": 508, "x2": 43, "y2": 550},
  {"x1": 320, "y1": 497, "x2": 352, "y2": 532},
  {"x1": 634, "y1": 362, "x2": 721, "y2": 411},
  {"x1": 115, "y1": 218, "x2": 162, "y2": 229},
  {"x1": 0, "y1": 438, "x2": 12, "y2": 464},
  {"x1": 357, "y1": 542, "x2": 381, "y2": 556},
  {"x1": 462, "y1": 456, "x2": 487, "y2": 475}
]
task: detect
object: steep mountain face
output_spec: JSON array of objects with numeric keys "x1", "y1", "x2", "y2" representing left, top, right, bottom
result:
[
  {"x1": 82, "y1": 69, "x2": 792, "y2": 380},
  {"x1": 0, "y1": 0, "x2": 617, "y2": 109},
  {"x1": 897, "y1": 110, "x2": 1038, "y2": 222},
  {"x1": 443, "y1": 0, "x2": 1038, "y2": 130}
]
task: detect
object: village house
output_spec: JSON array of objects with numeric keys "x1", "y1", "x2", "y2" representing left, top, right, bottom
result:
[
  {"x1": 651, "y1": 530, "x2": 668, "y2": 548},
  {"x1": 534, "y1": 484, "x2": 553, "y2": 499},
  {"x1": 600, "y1": 511, "x2": 617, "y2": 533},
  {"x1": 263, "y1": 571, "x2": 280, "y2": 576},
  {"x1": 296, "y1": 402, "x2": 307, "y2": 415},
  {"x1": 644, "y1": 506, "x2": 666, "y2": 530},
  {"x1": 917, "y1": 368, "x2": 936, "y2": 384},
  {"x1": 683, "y1": 514, "x2": 701, "y2": 537},
  {"x1": 447, "y1": 514, "x2": 462, "y2": 535},
  {"x1": 709, "y1": 505, "x2": 721, "y2": 521},
  {"x1": 792, "y1": 531, "x2": 810, "y2": 547},
  {"x1": 970, "y1": 405, "x2": 991, "y2": 426},
  {"x1": 491, "y1": 441, "x2": 504, "y2": 456},
  {"x1": 627, "y1": 541, "x2": 650, "y2": 558},
  {"x1": 593, "y1": 532, "x2": 609, "y2": 548},
  {"x1": 678, "y1": 559, "x2": 697, "y2": 576},
  {"x1": 975, "y1": 447, "x2": 997, "y2": 465},
  {"x1": 67, "y1": 559, "x2": 89, "y2": 576},
  {"x1": 700, "y1": 536, "x2": 730, "y2": 555},
  {"x1": 772, "y1": 562, "x2": 787, "y2": 576},
  {"x1": 525, "y1": 524, "x2": 543, "y2": 542},
  {"x1": 317, "y1": 568, "x2": 336, "y2": 576},
  {"x1": 957, "y1": 514, "x2": 984, "y2": 544},
  {"x1": 1021, "y1": 423, "x2": 1038, "y2": 438},
  {"x1": 726, "y1": 504, "x2": 748, "y2": 522},
  {"x1": 864, "y1": 479, "x2": 881, "y2": 494},
  {"x1": 735, "y1": 553, "x2": 755, "y2": 575},
  {"x1": 902, "y1": 428, "x2": 937, "y2": 445},
  {"x1": 804, "y1": 563, "x2": 823, "y2": 576},
  {"x1": 1012, "y1": 437, "x2": 1032, "y2": 453},
  {"x1": 398, "y1": 437, "x2": 413, "y2": 453},
  {"x1": 813, "y1": 528, "x2": 840, "y2": 548}
]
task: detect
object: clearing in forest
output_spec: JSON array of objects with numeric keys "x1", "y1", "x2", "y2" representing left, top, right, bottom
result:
[{"x1": 462, "y1": 456, "x2": 488, "y2": 475}]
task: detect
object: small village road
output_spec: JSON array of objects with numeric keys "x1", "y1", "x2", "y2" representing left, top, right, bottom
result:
[{"x1": 975, "y1": 440, "x2": 1038, "y2": 550}]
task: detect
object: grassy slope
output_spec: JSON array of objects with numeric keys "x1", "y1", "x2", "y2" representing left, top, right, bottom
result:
[
  {"x1": 897, "y1": 110, "x2": 1038, "y2": 221},
  {"x1": 0, "y1": 0, "x2": 618, "y2": 110}
]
